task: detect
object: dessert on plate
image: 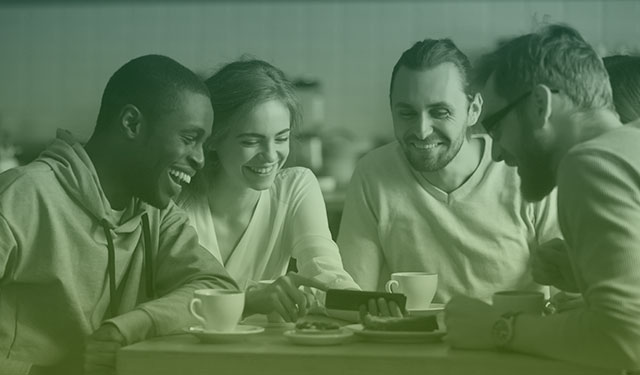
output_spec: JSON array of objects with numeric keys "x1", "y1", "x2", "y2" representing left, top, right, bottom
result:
[{"x1": 294, "y1": 321, "x2": 342, "y2": 335}]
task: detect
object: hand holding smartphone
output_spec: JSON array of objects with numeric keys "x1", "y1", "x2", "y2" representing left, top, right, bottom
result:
[{"x1": 325, "y1": 289, "x2": 407, "y2": 314}]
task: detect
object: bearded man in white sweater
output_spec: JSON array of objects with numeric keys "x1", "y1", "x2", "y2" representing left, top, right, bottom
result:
[{"x1": 337, "y1": 38, "x2": 560, "y2": 305}]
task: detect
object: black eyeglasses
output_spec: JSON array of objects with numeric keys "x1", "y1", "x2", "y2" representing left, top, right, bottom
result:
[{"x1": 482, "y1": 89, "x2": 559, "y2": 137}]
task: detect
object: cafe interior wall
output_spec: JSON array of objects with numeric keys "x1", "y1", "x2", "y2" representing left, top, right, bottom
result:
[{"x1": 0, "y1": 0, "x2": 639, "y2": 161}]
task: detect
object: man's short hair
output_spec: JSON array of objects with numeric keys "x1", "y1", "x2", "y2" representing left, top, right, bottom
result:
[
  {"x1": 389, "y1": 38, "x2": 474, "y2": 102},
  {"x1": 472, "y1": 24, "x2": 613, "y2": 112},
  {"x1": 95, "y1": 54, "x2": 210, "y2": 132},
  {"x1": 604, "y1": 55, "x2": 640, "y2": 124}
]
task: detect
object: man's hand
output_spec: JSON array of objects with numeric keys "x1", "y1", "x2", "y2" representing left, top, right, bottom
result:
[
  {"x1": 244, "y1": 273, "x2": 327, "y2": 322},
  {"x1": 444, "y1": 296, "x2": 500, "y2": 349},
  {"x1": 359, "y1": 298, "x2": 404, "y2": 318},
  {"x1": 550, "y1": 291, "x2": 584, "y2": 312},
  {"x1": 532, "y1": 238, "x2": 580, "y2": 293},
  {"x1": 84, "y1": 323, "x2": 126, "y2": 375}
]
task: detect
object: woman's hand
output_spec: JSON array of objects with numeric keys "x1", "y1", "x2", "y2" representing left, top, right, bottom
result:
[{"x1": 244, "y1": 273, "x2": 327, "y2": 322}]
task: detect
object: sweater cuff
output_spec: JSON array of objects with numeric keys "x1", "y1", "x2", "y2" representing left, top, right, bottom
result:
[{"x1": 104, "y1": 309, "x2": 156, "y2": 346}]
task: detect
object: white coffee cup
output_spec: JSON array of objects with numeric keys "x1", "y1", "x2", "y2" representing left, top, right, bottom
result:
[
  {"x1": 189, "y1": 289, "x2": 245, "y2": 332},
  {"x1": 384, "y1": 272, "x2": 438, "y2": 311},
  {"x1": 492, "y1": 290, "x2": 545, "y2": 316}
]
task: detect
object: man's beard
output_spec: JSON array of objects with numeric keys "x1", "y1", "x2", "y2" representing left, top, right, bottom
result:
[
  {"x1": 403, "y1": 132, "x2": 465, "y2": 172},
  {"x1": 518, "y1": 137, "x2": 556, "y2": 202},
  {"x1": 519, "y1": 166, "x2": 556, "y2": 201}
]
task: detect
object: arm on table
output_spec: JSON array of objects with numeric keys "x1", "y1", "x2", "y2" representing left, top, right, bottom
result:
[
  {"x1": 447, "y1": 150, "x2": 640, "y2": 371},
  {"x1": 244, "y1": 273, "x2": 327, "y2": 322},
  {"x1": 107, "y1": 205, "x2": 238, "y2": 345},
  {"x1": 510, "y1": 150, "x2": 640, "y2": 369}
]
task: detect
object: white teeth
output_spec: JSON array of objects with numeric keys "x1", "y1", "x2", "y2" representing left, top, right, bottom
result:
[
  {"x1": 411, "y1": 142, "x2": 440, "y2": 150},
  {"x1": 247, "y1": 165, "x2": 275, "y2": 175},
  {"x1": 169, "y1": 169, "x2": 191, "y2": 185}
]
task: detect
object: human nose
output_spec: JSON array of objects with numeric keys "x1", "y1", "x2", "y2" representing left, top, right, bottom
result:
[
  {"x1": 261, "y1": 141, "x2": 278, "y2": 163},
  {"x1": 413, "y1": 112, "x2": 434, "y2": 139},
  {"x1": 189, "y1": 144, "x2": 206, "y2": 170}
]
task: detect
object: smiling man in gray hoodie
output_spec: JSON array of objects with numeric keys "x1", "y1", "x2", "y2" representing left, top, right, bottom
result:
[{"x1": 0, "y1": 55, "x2": 238, "y2": 375}]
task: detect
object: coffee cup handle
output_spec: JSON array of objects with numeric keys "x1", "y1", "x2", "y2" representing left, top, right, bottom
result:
[
  {"x1": 189, "y1": 298, "x2": 206, "y2": 326},
  {"x1": 385, "y1": 280, "x2": 399, "y2": 293}
]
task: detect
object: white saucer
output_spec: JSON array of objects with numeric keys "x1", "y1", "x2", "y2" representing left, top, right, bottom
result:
[
  {"x1": 283, "y1": 329, "x2": 354, "y2": 346},
  {"x1": 407, "y1": 303, "x2": 445, "y2": 316},
  {"x1": 186, "y1": 325, "x2": 265, "y2": 343},
  {"x1": 344, "y1": 324, "x2": 445, "y2": 343}
]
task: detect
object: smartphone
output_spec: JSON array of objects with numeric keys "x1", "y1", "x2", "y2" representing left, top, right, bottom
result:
[{"x1": 325, "y1": 289, "x2": 407, "y2": 312}]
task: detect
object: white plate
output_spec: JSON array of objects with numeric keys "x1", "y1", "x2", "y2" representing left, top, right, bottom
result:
[
  {"x1": 344, "y1": 324, "x2": 445, "y2": 343},
  {"x1": 407, "y1": 303, "x2": 445, "y2": 316},
  {"x1": 186, "y1": 325, "x2": 265, "y2": 343},
  {"x1": 283, "y1": 329, "x2": 354, "y2": 346}
]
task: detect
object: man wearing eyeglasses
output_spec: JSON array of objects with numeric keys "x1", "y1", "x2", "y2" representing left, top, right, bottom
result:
[
  {"x1": 445, "y1": 25, "x2": 640, "y2": 371},
  {"x1": 338, "y1": 38, "x2": 560, "y2": 307}
]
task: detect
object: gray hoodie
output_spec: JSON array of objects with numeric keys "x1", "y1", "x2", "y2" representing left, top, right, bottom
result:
[{"x1": 0, "y1": 130, "x2": 237, "y2": 372}]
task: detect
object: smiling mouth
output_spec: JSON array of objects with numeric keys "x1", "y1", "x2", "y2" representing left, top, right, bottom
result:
[
  {"x1": 409, "y1": 141, "x2": 443, "y2": 150},
  {"x1": 246, "y1": 165, "x2": 277, "y2": 175},
  {"x1": 169, "y1": 169, "x2": 192, "y2": 185}
]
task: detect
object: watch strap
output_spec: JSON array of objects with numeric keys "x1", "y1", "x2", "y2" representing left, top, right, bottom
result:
[{"x1": 492, "y1": 311, "x2": 521, "y2": 349}]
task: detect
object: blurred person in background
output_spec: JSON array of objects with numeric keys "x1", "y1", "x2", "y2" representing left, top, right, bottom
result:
[
  {"x1": 338, "y1": 38, "x2": 560, "y2": 306},
  {"x1": 177, "y1": 59, "x2": 359, "y2": 324},
  {"x1": 445, "y1": 24, "x2": 640, "y2": 371},
  {"x1": 0, "y1": 55, "x2": 237, "y2": 375}
]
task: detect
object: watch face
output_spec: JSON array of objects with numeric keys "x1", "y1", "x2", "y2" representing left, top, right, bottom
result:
[{"x1": 492, "y1": 318, "x2": 512, "y2": 347}]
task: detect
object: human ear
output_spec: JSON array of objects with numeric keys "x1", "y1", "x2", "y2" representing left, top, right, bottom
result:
[
  {"x1": 467, "y1": 93, "x2": 483, "y2": 126},
  {"x1": 531, "y1": 84, "x2": 553, "y2": 129},
  {"x1": 118, "y1": 104, "x2": 144, "y2": 140}
]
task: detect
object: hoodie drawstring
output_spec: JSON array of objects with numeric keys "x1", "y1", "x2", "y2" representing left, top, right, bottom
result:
[
  {"x1": 141, "y1": 213, "x2": 156, "y2": 298},
  {"x1": 100, "y1": 214, "x2": 155, "y2": 319},
  {"x1": 100, "y1": 219, "x2": 118, "y2": 318}
]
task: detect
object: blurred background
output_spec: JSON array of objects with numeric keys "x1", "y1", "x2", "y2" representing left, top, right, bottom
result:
[{"x1": 1, "y1": 0, "x2": 639, "y2": 233}]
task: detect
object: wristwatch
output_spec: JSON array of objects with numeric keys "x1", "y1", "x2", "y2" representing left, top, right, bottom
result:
[{"x1": 491, "y1": 311, "x2": 521, "y2": 349}]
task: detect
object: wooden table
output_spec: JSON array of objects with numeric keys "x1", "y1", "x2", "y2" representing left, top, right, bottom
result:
[{"x1": 117, "y1": 318, "x2": 617, "y2": 375}]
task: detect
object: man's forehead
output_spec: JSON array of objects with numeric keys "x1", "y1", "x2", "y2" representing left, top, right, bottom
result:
[
  {"x1": 163, "y1": 91, "x2": 213, "y2": 130},
  {"x1": 392, "y1": 63, "x2": 465, "y2": 104},
  {"x1": 479, "y1": 73, "x2": 508, "y2": 119}
]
